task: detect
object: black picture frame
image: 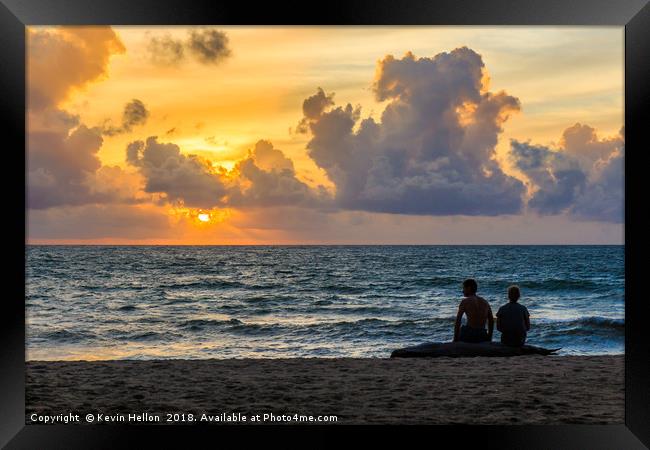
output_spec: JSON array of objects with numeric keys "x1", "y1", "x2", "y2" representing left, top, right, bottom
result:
[{"x1": 2, "y1": 0, "x2": 648, "y2": 447}]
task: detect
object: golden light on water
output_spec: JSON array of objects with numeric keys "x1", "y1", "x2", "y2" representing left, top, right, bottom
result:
[{"x1": 198, "y1": 213, "x2": 211, "y2": 222}]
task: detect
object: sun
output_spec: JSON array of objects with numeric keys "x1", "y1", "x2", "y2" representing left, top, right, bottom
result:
[{"x1": 168, "y1": 206, "x2": 232, "y2": 226}]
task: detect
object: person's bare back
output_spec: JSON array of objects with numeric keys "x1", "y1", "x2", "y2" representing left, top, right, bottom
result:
[
  {"x1": 453, "y1": 279, "x2": 494, "y2": 343},
  {"x1": 459, "y1": 295, "x2": 492, "y2": 329}
]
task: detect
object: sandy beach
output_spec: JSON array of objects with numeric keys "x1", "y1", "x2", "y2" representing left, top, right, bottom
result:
[{"x1": 26, "y1": 355, "x2": 623, "y2": 425}]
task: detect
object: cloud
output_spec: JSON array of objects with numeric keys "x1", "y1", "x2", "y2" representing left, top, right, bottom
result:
[
  {"x1": 511, "y1": 125, "x2": 624, "y2": 222},
  {"x1": 28, "y1": 27, "x2": 125, "y2": 111},
  {"x1": 510, "y1": 141, "x2": 587, "y2": 214},
  {"x1": 27, "y1": 32, "x2": 622, "y2": 235},
  {"x1": 296, "y1": 88, "x2": 335, "y2": 133},
  {"x1": 28, "y1": 204, "x2": 175, "y2": 241},
  {"x1": 230, "y1": 141, "x2": 328, "y2": 208},
  {"x1": 84, "y1": 165, "x2": 150, "y2": 204},
  {"x1": 126, "y1": 136, "x2": 230, "y2": 209},
  {"x1": 28, "y1": 109, "x2": 149, "y2": 209},
  {"x1": 27, "y1": 203, "x2": 623, "y2": 244},
  {"x1": 299, "y1": 48, "x2": 525, "y2": 216},
  {"x1": 187, "y1": 29, "x2": 231, "y2": 64},
  {"x1": 147, "y1": 34, "x2": 184, "y2": 66},
  {"x1": 562, "y1": 123, "x2": 620, "y2": 161},
  {"x1": 572, "y1": 148, "x2": 623, "y2": 222},
  {"x1": 246, "y1": 139, "x2": 294, "y2": 172},
  {"x1": 126, "y1": 137, "x2": 327, "y2": 210},
  {"x1": 146, "y1": 28, "x2": 231, "y2": 66},
  {"x1": 28, "y1": 111, "x2": 106, "y2": 209},
  {"x1": 102, "y1": 99, "x2": 150, "y2": 136},
  {"x1": 27, "y1": 27, "x2": 148, "y2": 210}
]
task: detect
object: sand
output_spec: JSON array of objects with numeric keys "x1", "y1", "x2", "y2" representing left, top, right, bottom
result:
[{"x1": 26, "y1": 355, "x2": 623, "y2": 425}]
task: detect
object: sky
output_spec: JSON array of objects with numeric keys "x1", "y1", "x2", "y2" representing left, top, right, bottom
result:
[{"x1": 26, "y1": 26, "x2": 624, "y2": 244}]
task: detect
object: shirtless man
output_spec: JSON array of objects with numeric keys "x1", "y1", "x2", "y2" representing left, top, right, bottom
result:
[{"x1": 453, "y1": 279, "x2": 494, "y2": 343}]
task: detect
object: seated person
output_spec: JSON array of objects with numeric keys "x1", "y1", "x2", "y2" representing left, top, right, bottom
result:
[
  {"x1": 453, "y1": 279, "x2": 494, "y2": 343},
  {"x1": 496, "y1": 285, "x2": 531, "y2": 347}
]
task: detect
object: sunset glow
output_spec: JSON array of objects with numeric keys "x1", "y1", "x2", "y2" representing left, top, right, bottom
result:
[{"x1": 27, "y1": 26, "x2": 624, "y2": 244}]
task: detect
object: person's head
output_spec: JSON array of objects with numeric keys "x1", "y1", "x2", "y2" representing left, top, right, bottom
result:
[
  {"x1": 508, "y1": 285, "x2": 521, "y2": 302},
  {"x1": 462, "y1": 279, "x2": 478, "y2": 297}
]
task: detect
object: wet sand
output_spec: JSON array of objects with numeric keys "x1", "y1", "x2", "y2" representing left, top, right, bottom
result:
[{"x1": 26, "y1": 355, "x2": 623, "y2": 425}]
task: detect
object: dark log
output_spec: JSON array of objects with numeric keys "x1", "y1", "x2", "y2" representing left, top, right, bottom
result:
[{"x1": 390, "y1": 341, "x2": 561, "y2": 358}]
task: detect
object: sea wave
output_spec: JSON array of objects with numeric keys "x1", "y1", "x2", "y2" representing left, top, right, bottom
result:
[
  {"x1": 159, "y1": 279, "x2": 246, "y2": 290},
  {"x1": 511, "y1": 279, "x2": 610, "y2": 292},
  {"x1": 35, "y1": 329, "x2": 97, "y2": 343},
  {"x1": 179, "y1": 318, "x2": 243, "y2": 331},
  {"x1": 186, "y1": 316, "x2": 457, "y2": 338},
  {"x1": 537, "y1": 316, "x2": 624, "y2": 330},
  {"x1": 117, "y1": 305, "x2": 138, "y2": 311}
]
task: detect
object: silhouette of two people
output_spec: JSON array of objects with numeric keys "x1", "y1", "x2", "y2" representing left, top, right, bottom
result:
[{"x1": 453, "y1": 279, "x2": 530, "y2": 346}]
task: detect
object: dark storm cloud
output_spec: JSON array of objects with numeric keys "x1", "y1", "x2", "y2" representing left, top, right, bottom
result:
[
  {"x1": 298, "y1": 47, "x2": 526, "y2": 216},
  {"x1": 103, "y1": 99, "x2": 150, "y2": 136},
  {"x1": 146, "y1": 29, "x2": 231, "y2": 66},
  {"x1": 511, "y1": 124, "x2": 624, "y2": 222}
]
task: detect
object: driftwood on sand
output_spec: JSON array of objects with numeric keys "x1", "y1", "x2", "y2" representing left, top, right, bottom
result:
[{"x1": 390, "y1": 341, "x2": 561, "y2": 358}]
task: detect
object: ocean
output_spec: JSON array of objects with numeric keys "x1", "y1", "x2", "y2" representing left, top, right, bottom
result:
[{"x1": 25, "y1": 245, "x2": 624, "y2": 360}]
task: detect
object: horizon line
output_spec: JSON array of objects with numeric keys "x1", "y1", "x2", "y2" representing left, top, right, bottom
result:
[{"x1": 25, "y1": 243, "x2": 625, "y2": 246}]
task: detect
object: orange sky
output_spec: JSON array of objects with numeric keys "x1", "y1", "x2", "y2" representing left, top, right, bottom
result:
[{"x1": 27, "y1": 26, "x2": 624, "y2": 244}]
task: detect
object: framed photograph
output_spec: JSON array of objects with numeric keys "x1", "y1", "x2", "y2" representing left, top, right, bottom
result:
[{"x1": 2, "y1": 0, "x2": 648, "y2": 447}]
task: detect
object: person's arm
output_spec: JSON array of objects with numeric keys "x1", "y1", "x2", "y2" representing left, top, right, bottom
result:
[
  {"x1": 487, "y1": 305, "x2": 494, "y2": 341},
  {"x1": 496, "y1": 312, "x2": 502, "y2": 332},
  {"x1": 453, "y1": 302, "x2": 465, "y2": 342}
]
